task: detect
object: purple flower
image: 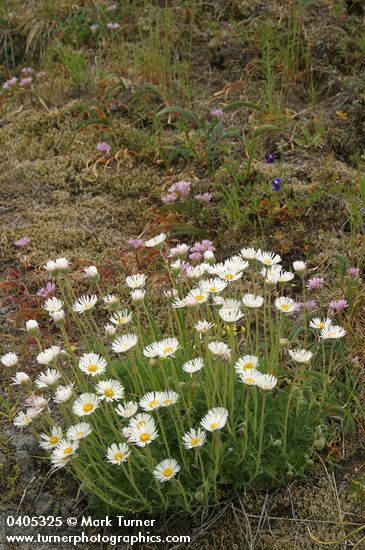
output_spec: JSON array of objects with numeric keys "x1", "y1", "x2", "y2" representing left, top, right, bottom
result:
[
  {"x1": 189, "y1": 239, "x2": 215, "y2": 261},
  {"x1": 21, "y1": 67, "x2": 33, "y2": 74},
  {"x1": 162, "y1": 193, "x2": 178, "y2": 204},
  {"x1": 37, "y1": 282, "x2": 56, "y2": 298},
  {"x1": 90, "y1": 24, "x2": 99, "y2": 33},
  {"x1": 107, "y1": 22, "x2": 120, "y2": 30},
  {"x1": 14, "y1": 237, "x2": 30, "y2": 248},
  {"x1": 329, "y1": 299, "x2": 348, "y2": 311},
  {"x1": 296, "y1": 300, "x2": 317, "y2": 313},
  {"x1": 306, "y1": 277, "x2": 325, "y2": 291},
  {"x1": 127, "y1": 239, "x2": 144, "y2": 249},
  {"x1": 20, "y1": 77, "x2": 32, "y2": 86},
  {"x1": 195, "y1": 192, "x2": 213, "y2": 204},
  {"x1": 265, "y1": 152, "x2": 276, "y2": 164},
  {"x1": 348, "y1": 267, "x2": 360, "y2": 278},
  {"x1": 3, "y1": 77, "x2": 18, "y2": 90},
  {"x1": 362, "y1": 217, "x2": 365, "y2": 231},
  {"x1": 210, "y1": 108, "x2": 224, "y2": 118},
  {"x1": 271, "y1": 177, "x2": 281, "y2": 192},
  {"x1": 96, "y1": 142, "x2": 112, "y2": 154}
]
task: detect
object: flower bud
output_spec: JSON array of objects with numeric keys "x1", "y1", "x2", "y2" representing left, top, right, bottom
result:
[{"x1": 26, "y1": 319, "x2": 40, "y2": 336}]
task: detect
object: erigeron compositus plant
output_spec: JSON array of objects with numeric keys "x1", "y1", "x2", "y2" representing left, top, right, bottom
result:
[{"x1": 6, "y1": 235, "x2": 350, "y2": 516}]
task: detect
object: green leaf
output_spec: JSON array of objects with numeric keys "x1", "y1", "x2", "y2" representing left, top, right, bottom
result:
[
  {"x1": 252, "y1": 124, "x2": 288, "y2": 138},
  {"x1": 157, "y1": 106, "x2": 200, "y2": 128}
]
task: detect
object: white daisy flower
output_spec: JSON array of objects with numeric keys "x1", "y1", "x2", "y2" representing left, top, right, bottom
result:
[
  {"x1": 320, "y1": 325, "x2": 346, "y2": 340},
  {"x1": 126, "y1": 273, "x2": 146, "y2": 289},
  {"x1": 44, "y1": 260, "x2": 57, "y2": 274},
  {"x1": 293, "y1": 261, "x2": 306, "y2": 273},
  {"x1": 1, "y1": 352, "x2": 18, "y2": 367},
  {"x1": 130, "y1": 289, "x2": 146, "y2": 303},
  {"x1": 106, "y1": 443, "x2": 131, "y2": 465},
  {"x1": 54, "y1": 383, "x2": 74, "y2": 403},
  {"x1": 42, "y1": 297, "x2": 64, "y2": 313},
  {"x1": 13, "y1": 411, "x2": 33, "y2": 428},
  {"x1": 186, "y1": 288, "x2": 209, "y2": 304},
  {"x1": 201, "y1": 407, "x2": 228, "y2": 432},
  {"x1": 185, "y1": 264, "x2": 208, "y2": 279},
  {"x1": 50, "y1": 439, "x2": 78, "y2": 469},
  {"x1": 11, "y1": 372, "x2": 31, "y2": 385},
  {"x1": 139, "y1": 392, "x2": 162, "y2": 411},
  {"x1": 72, "y1": 295, "x2": 98, "y2": 314},
  {"x1": 194, "y1": 320, "x2": 215, "y2": 334},
  {"x1": 39, "y1": 427, "x2": 63, "y2": 450},
  {"x1": 153, "y1": 458, "x2": 180, "y2": 483},
  {"x1": 169, "y1": 244, "x2": 189, "y2": 258},
  {"x1": 276, "y1": 269, "x2": 295, "y2": 283},
  {"x1": 199, "y1": 277, "x2": 228, "y2": 294},
  {"x1": 309, "y1": 317, "x2": 332, "y2": 330},
  {"x1": 144, "y1": 233, "x2": 167, "y2": 247},
  {"x1": 37, "y1": 346, "x2": 61, "y2": 365},
  {"x1": 50, "y1": 310, "x2": 65, "y2": 323},
  {"x1": 239, "y1": 369, "x2": 261, "y2": 386},
  {"x1": 274, "y1": 296, "x2": 297, "y2": 314},
  {"x1": 35, "y1": 368, "x2": 61, "y2": 389},
  {"x1": 171, "y1": 297, "x2": 188, "y2": 309},
  {"x1": 112, "y1": 334, "x2": 138, "y2": 353},
  {"x1": 25, "y1": 319, "x2": 40, "y2": 335},
  {"x1": 115, "y1": 401, "x2": 138, "y2": 419},
  {"x1": 66, "y1": 422, "x2": 92, "y2": 441},
  {"x1": 109, "y1": 309, "x2": 132, "y2": 326},
  {"x1": 219, "y1": 307, "x2": 244, "y2": 323},
  {"x1": 55, "y1": 258, "x2": 70, "y2": 273},
  {"x1": 72, "y1": 393, "x2": 100, "y2": 416},
  {"x1": 240, "y1": 247, "x2": 257, "y2": 260},
  {"x1": 242, "y1": 294, "x2": 264, "y2": 308},
  {"x1": 96, "y1": 379, "x2": 124, "y2": 402},
  {"x1": 256, "y1": 372, "x2": 278, "y2": 391},
  {"x1": 128, "y1": 418, "x2": 158, "y2": 447},
  {"x1": 182, "y1": 428, "x2": 206, "y2": 449},
  {"x1": 128, "y1": 413, "x2": 153, "y2": 430},
  {"x1": 104, "y1": 324, "x2": 117, "y2": 338},
  {"x1": 260, "y1": 265, "x2": 282, "y2": 284},
  {"x1": 182, "y1": 358, "x2": 204, "y2": 374},
  {"x1": 203, "y1": 250, "x2": 215, "y2": 263},
  {"x1": 103, "y1": 294, "x2": 119, "y2": 307},
  {"x1": 143, "y1": 337, "x2": 180, "y2": 359},
  {"x1": 84, "y1": 266, "x2": 100, "y2": 281},
  {"x1": 163, "y1": 288, "x2": 178, "y2": 299},
  {"x1": 256, "y1": 250, "x2": 282, "y2": 266},
  {"x1": 234, "y1": 355, "x2": 259, "y2": 374},
  {"x1": 160, "y1": 390, "x2": 179, "y2": 407},
  {"x1": 288, "y1": 348, "x2": 313, "y2": 364},
  {"x1": 78, "y1": 353, "x2": 107, "y2": 376},
  {"x1": 207, "y1": 341, "x2": 231, "y2": 360}
]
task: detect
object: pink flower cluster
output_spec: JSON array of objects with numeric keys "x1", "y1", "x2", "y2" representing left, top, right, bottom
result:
[
  {"x1": 189, "y1": 239, "x2": 215, "y2": 261},
  {"x1": 329, "y1": 299, "x2": 348, "y2": 312},
  {"x1": 37, "y1": 282, "x2": 56, "y2": 298},
  {"x1": 162, "y1": 181, "x2": 191, "y2": 204},
  {"x1": 296, "y1": 300, "x2": 317, "y2": 313},
  {"x1": 306, "y1": 277, "x2": 325, "y2": 291}
]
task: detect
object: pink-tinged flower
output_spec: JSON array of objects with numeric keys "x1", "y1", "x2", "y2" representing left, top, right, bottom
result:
[
  {"x1": 107, "y1": 22, "x2": 120, "y2": 30},
  {"x1": 90, "y1": 24, "x2": 99, "y2": 33},
  {"x1": 96, "y1": 142, "x2": 111, "y2": 154},
  {"x1": 296, "y1": 300, "x2": 317, "y2": 313},
  {"x1": 14, "y1": 237, "x2": 30, "y2": 248},
  {"x1": 329, "y1": 299, "x2": 348, "y2": 312},
  {"x1": 21, "y1": 67, "x2": 33, "y2": 74},
  {"x1": 210, "y1": 108, "x2": 224, "y2": 117},
  {"x1": 37, "y1": 282, "x2": 56, "y2": 298},
  {"x1": 348, "y1": 267, "x2": 360, "y2": 278},
  {"x1": 20, "y1": 77, "x2": 32, "y2": 86},
  {"x1": 189, "y1": 239, "x2": 215, "y2": 261},
  {"x1": 2, "y1": 77, "x2": 18, "y2": 90},
  {"x1": 127, "y1": 238, "x2": 144, "y2": 249},
  {"x1": 195, "y1": 192, "x2": 213, "y2": 204},
  {"x1": 306, "y1": 277, "x2": 325, "y2": 291},
  {"x1": 162, "y1": 192, "x2": 178, "y2": 204},
  {"x1": 25, "y1": 394, "x2": 48, "y2": 410}
]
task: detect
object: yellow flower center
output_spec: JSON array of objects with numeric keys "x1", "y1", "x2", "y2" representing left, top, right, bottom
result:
[
  {"x1": 148, "y1": 400, "x2": 159, "y2": 408},
  {"x1": 49, "y1": 436, "x2": 59, "y2": 445},
  {"x1": 225, "y1": 274, "x2": 234, "y2": 280},
  {"x1": 140, "y1": 433, "x2": 150, "y2": 442},
  {"x1": 243, "y1": 362, "x2": 254, "y2": 371},
  {"x1": 76, "y1": 432, "x2": 84, "y2": 438},
  {"x1": 163, "y1": 467, "x2": 173, "y2": 478},
  {"x1": 64, "y1": 447, "x2": 73, "y2": 455},
  {"x1": 191, "y1": 437, "x2": 201, "y2": 446},
  {"x1": 264, "y1": 259, "x2": 273, "y2": 265},
  {"x1": 83, "y1": 403, "x2": 94, "y2": 413},
  {"x1": 163, "y1": 347, "x2": 173, "y2": 354},
  {"x1": 281, "y1": 304, "x2": 290, "y2": 311},
  {"x1": 210, "y1": 422, "x2": 218, "y2": 430},
  {"x1": 319, "y1": 322, "x2": 325, "y2": 329},
  {"x1": 104, "y1": 389, "x2": 115, "y2": 398},
  {"x1": 246, "y1": 377, "x2": 255, "y2": 385},
  {"x1": 87, "y1": 364, "x2": 98, "y2": 372},
  {"x1": 209, "y1": 287, "x2": 217, "y2": 293},
  {"x1": 195, "y1": 295, "x2": 204, "y2": 302},
  {"x1": 114, "y1": 452, "x2": 124, "y2": 461},
  {"x1": 164, "y1": 399, "x2": 172, "y2": 406},
  {"x1": 82, "y1": 303, "x2": 91, "y2": 310}
]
